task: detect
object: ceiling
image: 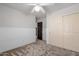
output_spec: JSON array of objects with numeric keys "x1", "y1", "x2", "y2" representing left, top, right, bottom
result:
[{"x1": 0, "y1": 3, "x2": 76, "y2": 18}]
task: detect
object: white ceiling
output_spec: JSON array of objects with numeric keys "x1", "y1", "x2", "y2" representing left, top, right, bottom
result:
[{"x1": 0, "y1": 3, "x2": 76, "y2": 17}]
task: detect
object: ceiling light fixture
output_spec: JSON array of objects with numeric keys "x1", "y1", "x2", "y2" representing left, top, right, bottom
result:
[
  {"x1": 25, "y1": 3, "x2": 53, "y2": 14},
  {"x1": 32, "y1": 5, "x2": 45, "y2": 13},
  {"x1": 34, "y1": 5, "x2": 41, "y2": 12}
]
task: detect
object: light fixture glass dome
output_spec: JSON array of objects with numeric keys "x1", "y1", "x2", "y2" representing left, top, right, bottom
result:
[
  {"x1": 32, "y1": 5, "x2": 45, "y2": 13},
  {"x1": 34, "y1": 5, "x2": 41, "y2": 12}
]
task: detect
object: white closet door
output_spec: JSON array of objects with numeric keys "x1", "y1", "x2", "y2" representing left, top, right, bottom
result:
[{"x1": 63, "y1": 13, "x2": 79, "y2": 52}]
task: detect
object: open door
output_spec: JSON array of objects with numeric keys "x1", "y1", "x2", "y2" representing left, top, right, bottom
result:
[{"x1": 37, "y1": 22, "x2": 42, "y2": 40}]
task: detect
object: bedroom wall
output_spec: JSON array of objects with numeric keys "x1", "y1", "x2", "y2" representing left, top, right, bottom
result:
[
  {"x1": 47, "y1": 4, "x2": 79, "y2": 52},
  {"x1": 0, "y1": 5, "x2": 36, "y2": 53}
]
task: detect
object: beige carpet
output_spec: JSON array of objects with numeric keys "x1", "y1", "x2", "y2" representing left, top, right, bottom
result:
[{"x1": 0, "y1": 40, "x2": 79, "y2": 56}]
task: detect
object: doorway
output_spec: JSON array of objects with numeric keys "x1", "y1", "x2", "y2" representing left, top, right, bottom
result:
[{"x1": 37, "y1": 22, "x2": 43, "y2": 40}]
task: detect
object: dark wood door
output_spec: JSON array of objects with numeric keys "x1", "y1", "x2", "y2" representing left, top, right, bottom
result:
[{"x1": 37, "y1": 22, "x2": 42, "y2": 40}]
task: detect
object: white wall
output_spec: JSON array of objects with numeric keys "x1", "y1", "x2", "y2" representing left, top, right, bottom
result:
[
  {"x1": 47, "y1": 4, "x2": 79, "y2": 52},
  {"x1": 0, "y1": 5, "x2": 36, "y2": 53},
  {"x1": 36, "y1": 17, "x2": 46, "y2": 40}
]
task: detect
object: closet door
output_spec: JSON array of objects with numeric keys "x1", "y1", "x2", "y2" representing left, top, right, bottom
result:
[{"x1": 63, "y1": 13, "x2": 79, "y2": 52}]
